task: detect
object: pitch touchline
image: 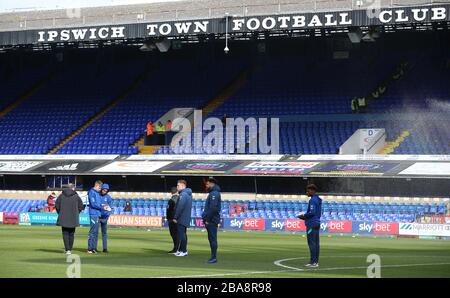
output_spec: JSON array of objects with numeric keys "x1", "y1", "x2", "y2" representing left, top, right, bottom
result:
[
  {"x1": 155, "y1": 261, "x2": 450, "y2": 278},
  {"x1": 155, "y1": 269, "x2": 292, "y2": 278},
  {"x1": 274, "y1": 257, "x2": 450, "y2": 272}
]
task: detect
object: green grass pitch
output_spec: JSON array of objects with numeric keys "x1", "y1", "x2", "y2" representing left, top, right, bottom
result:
[{"x1": 1, "y1": 225, "x2": 450, "y2": 278}]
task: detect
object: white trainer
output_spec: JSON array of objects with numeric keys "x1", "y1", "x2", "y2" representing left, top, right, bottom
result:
[
  {"x1": 175, "y1": 251, "x2": 188, "y2": 257},
  {"x1": 65, "y1": 250, "x2": 72, "y2": 255}
]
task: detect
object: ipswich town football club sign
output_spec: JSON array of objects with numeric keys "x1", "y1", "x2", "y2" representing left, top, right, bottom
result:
[{"x1": 0, "y1": 4, "x2": 447, "y2": 45}]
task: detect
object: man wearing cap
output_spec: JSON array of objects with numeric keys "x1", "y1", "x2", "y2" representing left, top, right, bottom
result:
[
  {"x1": 202, "y1": 177, "x2": 221, "y2": 264},
  {"x1": 99, "y1": 183, "x2": 113, "y2": 253},
  {"x1": 298, "y1": 184, "x2": 322, "y2": 268}
]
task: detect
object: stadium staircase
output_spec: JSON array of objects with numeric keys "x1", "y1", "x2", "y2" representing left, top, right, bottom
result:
[
  {"x1": 200, "y1": 68, "x2": 252, "y2": 117},
  {"x1": 47, "y1": 69, "x2": 150, "y2": 154},
  {"x1": 378, "y1": 130, "x2": 410, "y2": 154},
  {"x1": 139, "y1": 145, "x2": 160, "y2": 154},
  {"x1": 0, "y1": 71, "x2": 54, "y2": 118},
  {"x1": 134, "y1": 67, "x2": 253, "y2": 154}
]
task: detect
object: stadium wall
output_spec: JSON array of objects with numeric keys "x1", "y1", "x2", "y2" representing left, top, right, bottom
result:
[
  {"x1": 0, "y1": 190, "x2": 447, "y2": 204},
  {"x1": 11, "y1": 212, "x2": 450, "y2": 238}
]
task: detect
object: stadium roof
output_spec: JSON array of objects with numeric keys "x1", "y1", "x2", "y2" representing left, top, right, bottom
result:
[{"x1": 0, "y1": 0, "x2": 448, "y2": 32}]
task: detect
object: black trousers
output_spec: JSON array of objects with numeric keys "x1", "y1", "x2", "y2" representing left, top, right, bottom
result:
[
  {"x1": 177, "y1": 224, "x2": 188, "y2": 253},
  {"x1": 206, "y1": 223, "x2": 218, "y2": 259},
  {"x1": 168, "y1": 221, "x2": 179, "y2": 250},
  {"x1": 62, "y1": 227, "x2": 76, "y2": 251}
]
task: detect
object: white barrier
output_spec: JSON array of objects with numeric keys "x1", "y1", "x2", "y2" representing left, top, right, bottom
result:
[{"x1": 339, "y1": 128, "x2": 386, "y2": 154}]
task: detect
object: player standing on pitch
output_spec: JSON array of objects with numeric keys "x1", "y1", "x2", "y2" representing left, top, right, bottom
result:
[
  {"x1": 87, "y1": 180, "x2": 103, "y2": 254},
  {"x1": 298, "y1": 184, "x2": 322, "y2": 268},
  {"x1": 99, "y1": 183, "x2": 113, "y2": 253},
  {"x1": 166, "y1": 186, "x2": 179, "y2": 254},
  {"x1": 202, "y1": 177, "x2": 221, "y2": 264},
  {"x1": 173, "y1": 179, "x2": 192, "y2": 257}
]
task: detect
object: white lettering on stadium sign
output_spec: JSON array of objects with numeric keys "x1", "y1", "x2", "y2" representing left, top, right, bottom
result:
[
  {"x1": 33, "y1": 6, "x2": 449, "y2": 42},
  {"x1": 38, "y1": 26, "x2": 126, "y2": 42},
  {"x1": 147, "y1": 21, "x2": 209, "y2": 36}
]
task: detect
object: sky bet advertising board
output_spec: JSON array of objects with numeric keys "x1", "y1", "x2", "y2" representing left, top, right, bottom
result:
[
  {"x1": 223, "y1": 219, "x2": 400, "y2": 235},
  {"x1": 352, "y1": 221, "x2": 399, "y2": 235}
]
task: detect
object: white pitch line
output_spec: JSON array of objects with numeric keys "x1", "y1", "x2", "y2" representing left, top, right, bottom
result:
[
  {"x1": 309, "y1": 262, "x2": 450, "y2": 272},
  {"x1": 273, "y1": 256, "x2": 450, "y2": 272},
  {"x1": 154, "y1": 259, "x2": 450, "y2": 278},
  {"x1": 155, "y1": 269, "x2": 292, "y2": 278},
  {"x1": 273, "y1": 257, "x2": 306, "y2": 271}
]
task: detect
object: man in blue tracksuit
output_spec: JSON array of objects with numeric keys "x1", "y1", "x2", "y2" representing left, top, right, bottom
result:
[
  {"x1": 298, "y1": 184, "x2": 322, "y2": 268},
  {"x1": 202, "y1": 177, "x2": 221, "y2": 264},
  {"x1": 87, "y1": 180, "x2": 103, "y2": 254},
  {"x1": 173, "y1": 179, "x2": 192, "y2": 257},
  {"x1": 99, "y1": 183, "x2": 113, "y2": 253}
]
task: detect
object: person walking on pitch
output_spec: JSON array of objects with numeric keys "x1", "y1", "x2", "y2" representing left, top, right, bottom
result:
[{"x1": 55, "y1": 184, "x2": 84, "y2": 255}]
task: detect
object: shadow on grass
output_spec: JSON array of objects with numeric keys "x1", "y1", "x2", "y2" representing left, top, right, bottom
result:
[
  {"x1": 36, "y1": 247, "x2": 91, "y2": 254},
  {"x1": 20, "y1": 247, "x2": 288, "y2": 274}
]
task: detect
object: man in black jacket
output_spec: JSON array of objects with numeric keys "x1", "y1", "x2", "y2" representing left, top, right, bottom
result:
[
  {"x1": 55, "y1": 184, "x2": 84, "y2": 255},
  {"x1": 202, "y1": 177, "x2": 221, "y2": 264},
  {"x1": 166, "y1": 186, "x2": 179, "y2": 253}
]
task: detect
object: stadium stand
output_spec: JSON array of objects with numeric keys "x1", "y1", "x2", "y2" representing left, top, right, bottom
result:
[
  {"x1": 0, "y1": 35, "x2": 448, "y2": 155},
  {"x1": 0, "y1": 56, "x2": 145, "y2": 154},
  {"x1": 0, "y1": 62, "x2": 50, "y2": 112},
  {"x1": 56, "y1": 56, "x2": 246, "y2": 154},
  {"x1": 0, "y1": 197, "x2": 446, "y2": 223},
  {"x1": 211, "y1": 52, "x2": 399, "y2": 117}
]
